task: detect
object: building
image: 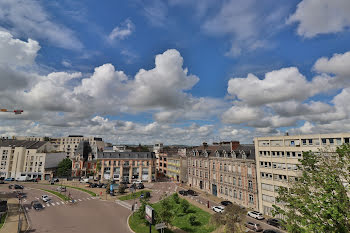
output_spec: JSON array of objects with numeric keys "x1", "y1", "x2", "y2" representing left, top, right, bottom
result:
[
  {"x1": 13, "y1": 136, "x2": 46, "y2": 141},
  {"x1": 112, "y1": 145, "x2": 131, "y2": 152},
  {"x1": 71, "y1": 141, "x2": 98, "y2": 178},
  {"x1": 187, "y1": 141, "x2": 258, "y2": 210},
  {"x1": 167, "y1": 154, "x2": 181, "y2": 181},
  {"x1": 43, "y1": 152, "x2": 68, "y2": 180},
  {"x1": 254, "y1": 133, "x2": 350, "y2": 217},
  {"x1": 0, "y1": 139, "x2": 62, "y2": 180},
  {"x1": 98, "y1": 151, "x2": 156, "y2": 182},
  {"x1": 57, "y1": 135, "x2": 105, "y2": 157}
]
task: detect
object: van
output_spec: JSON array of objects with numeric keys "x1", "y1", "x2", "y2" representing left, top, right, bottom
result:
[{"x1": 16, "y1": 175, "x2": 29, "y2": 182}]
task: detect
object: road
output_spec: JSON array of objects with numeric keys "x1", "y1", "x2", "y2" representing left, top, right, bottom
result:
[{"x1": 0, "y1": 182, "x2": 133, "y2": 233}]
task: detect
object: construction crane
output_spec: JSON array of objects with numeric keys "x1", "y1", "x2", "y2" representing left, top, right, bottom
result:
[{"x1": 0, "y1": 109, "x2": 23, "y2": 114}]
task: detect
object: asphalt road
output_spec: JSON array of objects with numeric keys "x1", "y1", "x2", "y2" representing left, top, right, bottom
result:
[{"x1": 0, "y1": 182, "x2": 133, "y2": 233}]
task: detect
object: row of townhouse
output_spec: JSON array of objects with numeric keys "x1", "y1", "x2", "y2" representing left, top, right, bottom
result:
[
  {"x1": 187, "y1": 141, "x2": 258, "y2": 210},
  {"x1": 187, "y1": 132, "x2": 350, "y2": 217},
  {"x1": 0, "y1": 139, "x2": 67, "y2": 180}
]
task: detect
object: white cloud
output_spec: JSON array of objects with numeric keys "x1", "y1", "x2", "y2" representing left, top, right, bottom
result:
[
  {"x1": 227, "y1": 67, "x2": 337, "y2": 106},
  {"x1": 222, "y1": 105, "x2": 261, "y2": 124},
  {"x1": 287, "y1": 0, "x2": 350, "y2": 38},
  {"x1": 314, "y1": 51, "x2": 350, "y2": 77},
  {"x1": 0, "y1": 30, "x2": 40, "y2": 66},
  {"x1": 0, "y1": 0, "x2": 83, "y2": 50},
  {"x1": 109, "y1": 19, "x2": 135, "y2": 40},
  {"x1": 128, "y1": 49, "x2": 199, "y2": 109}
]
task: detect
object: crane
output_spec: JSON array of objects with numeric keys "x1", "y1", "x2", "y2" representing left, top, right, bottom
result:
[{"x1": 0, "y1": 109, "x2": 23, "y2": 114}]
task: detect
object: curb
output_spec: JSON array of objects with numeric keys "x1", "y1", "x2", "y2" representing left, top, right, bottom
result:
[
  {"x1": 127, "y1": 212, "x2": 136, "y2": 233},
  {"x1": 32, "y1": 187, "x2": 69, "y2": 201}
]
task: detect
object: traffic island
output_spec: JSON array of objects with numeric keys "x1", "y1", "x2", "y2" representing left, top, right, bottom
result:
[{"x1": 128, "y1": 193, "x2": 216, "y2": 233}]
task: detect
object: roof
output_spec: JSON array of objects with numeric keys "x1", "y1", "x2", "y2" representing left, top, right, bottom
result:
[
  {"x1": 97, "y1": 151, "x2": 156, "y2": 159},
  {"x1": 45, "y1": 153, "x2": 68, "y2": 169},
  {"x1": 192, "y1": 143, "x2": 255, "y2": 160},
  {"x1": 0, "y1": 139, "x2": 48, "y2": 149}
]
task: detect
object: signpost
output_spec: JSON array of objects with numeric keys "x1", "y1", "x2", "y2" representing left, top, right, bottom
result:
[{"x1": 145, "y1": 205, "x2": 154, "y2": 233}]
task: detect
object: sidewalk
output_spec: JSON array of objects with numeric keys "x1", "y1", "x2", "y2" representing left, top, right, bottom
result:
[{"x1": 0, "y1": 198, "x2": 28, "y2": 233}]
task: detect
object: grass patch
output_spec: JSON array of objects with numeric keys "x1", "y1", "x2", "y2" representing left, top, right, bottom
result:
[
  {"x1": 0, "y1": 213, "x2": 7, "y2": 229},
  {"x1": 39, "y1": 188, "x2": 70, "y2": 201},
  {"x1": 129, "y1": 194, "x2": 216, "y2": 233},
  {"x1": 65, "y1": 186, "x2": 97, "y2": 197},
  {"x1": 119, "y1": 190, "x2": 151, "y2": 201}
]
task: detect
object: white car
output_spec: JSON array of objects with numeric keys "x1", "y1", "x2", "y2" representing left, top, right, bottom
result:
[
  {"x1": 80, "y1": 178, "x2": 89, "y2": 183},
  {"x1": 41, "y1": 195, "x2": 51, "y2": 202},
  {"x1": 212, "y1": 206, "x2": 225, "y2": 213},
  {"x1": 247, "y1": 211, "x2": 264, "y2": 220}
]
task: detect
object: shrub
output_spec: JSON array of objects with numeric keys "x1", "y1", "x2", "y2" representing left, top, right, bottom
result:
[
  {"x1": 189, "y1": 214, "x2": 197, "y2": 226},
  {"x1": 180, "y1": 199, "x2": 190, "y2": 213},
  {"x1": 173, "y1": 193, "x2": 180, "y2": 204}
]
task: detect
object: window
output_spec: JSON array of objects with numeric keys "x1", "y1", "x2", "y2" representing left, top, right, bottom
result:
[
  {"x1": 302, "y1": 139, "x2": 306, "y2": 145},
  {"x1": 249, "y1": 194, "x2": 254, "y2": 203},
  {"x1": 322, "y1": 138, "x2": 327, "y2": 145},
  {"x1": 220, "y1": 163, "x2": 222, "y2": 170},
  {"x1": 248, "y1": 180, "x2": 253, "y2": 189},
  {"x1": 239, "y1": 191, "x2": 242, "y2": 200},
  {"x1": 220, "y1": 175, "x2": 223, "y2": 182},
  {"x1": 225, "y1": 187, "x2": 228, "y2": 195},
  {"x1": 238, "y1": 178, "x2": 242, "y2": 186},
  {"x1": 262, "y1": 194, "x2": 275, "y2": 203},
  {"x1": 233, "y1": 177, "x2": 236, "y2": 185},
  {"x1": 309, "y1": 139, "x2": 313, "y2": 145},
  {"x1": 261, "y1": 183, "x2": 274, "y2": 191},
  {"x1": 212, "y1": 162, "x2": 215, "y2": 170},
  {"x1": 234, "y1": 190, "x2": 237, "y2": 198}
]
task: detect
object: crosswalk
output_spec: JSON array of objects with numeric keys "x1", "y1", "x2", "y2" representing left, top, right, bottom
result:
[
  {"x1": 25, "y1": 196, "x2": 98, "y2": 211},
  {"x1": 115, "y1": 200, "x2": 135, "y2": 211}
]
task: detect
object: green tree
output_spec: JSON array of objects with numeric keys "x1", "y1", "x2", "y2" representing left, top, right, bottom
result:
[
  {"x1": 57, "y1": 158, "x2": 72, "y2": 178},
  {"x1": 118, "y1": 184, "x2": 127, "y2": 194},
  {"x1": 210, "y1": 204, "x2": 246, "y2": 233},
  {"x1": 180, "y1": 199, "x2": 190, "y2": 213},
  {"x1": 273, "y1": 145, "x2": 350, "y2": 233},
  {"x1": 157, "y1": 197, "x2": 174, "y2": 227},
  {"x1": 96, "y1": 160, "x2": 101, "y2": 172},
  {"x1": 137, "y1": 198, "x2": 150, "y2": 220},
  {"x1": 189, "y1": 214, "x2": 198, "y2": 226}
]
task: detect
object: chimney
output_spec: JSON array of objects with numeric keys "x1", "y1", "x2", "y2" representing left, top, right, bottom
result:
[
  {"x1": 285, "y1": 132, "x2": 289, "y2": 136},
  {"x1": 202, "y1": 142, "x2": 208, "y2": 148},
  {"x1": 230, "y1": 141, "x2": 240, "y2": 150}
]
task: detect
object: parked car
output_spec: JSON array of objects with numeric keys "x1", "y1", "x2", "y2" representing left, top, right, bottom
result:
[
  {"x1": 263, "y1": 230, "x2": 280, "y2": 233},
  {"x1": 245, "y1": 222, "x2": 263, "y2": 232},
  {"x1": 137, "y1": 183, "x2": 144, "y2": 189},
  {"x1": 41, "y1": 195, "x2": 51, "y2": 202},
  {"x1": 14, "y1": 184, "x2": 24, "y2": 189},
  {"x1": 120, "y1": 180, "x2": 130, "y2": 185},
  {"x1": 97, "y1": 183, "x2": 106, "y2": 188},
  {"x1": 178, "y1": 190, "x2": 188, "y2": 196},
  {"x1": 80, "y1": 178, "x2": 89, "y2": 183},
  {"x1": 267, "y1": 218, "x2": 284, "y2": 229},
  {"x1": 187, "y1": 189, "x2": 198, "y2": 196},
  {"x1": 31, "y1": 201, "x2": 44, "y2": 210},
  {"x1": 247, "y1": 211, "x2": 264, "y2": 220},
  {"x1": 56, "y1": 186, "x2": 66, "y2": 192},
  {"x1": 5, "y1": 178, "x2": 14, "y2": 182},
  {"x1": 220, "y1": 200, "x2": 233, "y2": 206},
  {"x1": 0, "y1": 177, "x2": 4, "y2": 184},
  {"x1": 212, "y1": 206, "x2": 225, "y2": 213},
  {"x1": 132, "y1": 180, "x2": 142, "y2": 185},
  {"x1": 89, "y1": 183, "x2": 98, "y2": 188},
  {"x1": 130, "y1": 183, "x2": 137, "y2": 189},
  {"x1": 8, "y1": 184, "x2": 13, "y2": 189}
]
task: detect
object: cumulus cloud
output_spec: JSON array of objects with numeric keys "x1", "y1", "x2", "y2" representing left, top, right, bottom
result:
[
  {"x1": 128, "y1": 49, "x2": 199, "y2": 109},
  {"x1": 109, "y1": 19, "x2": 135, "y2": 40},
  {"x1": 314, "y1": 51, "x2": 350, "y2": 77},
  {"x1": 287, "y1": 0, "x2": 350, "y2": 38},
  {"x1": 0, "y1": 0, "x2": 83, "y2": 50},
  {"x1": 222, "y1": 105, "x2": 262, "y2": 124}
]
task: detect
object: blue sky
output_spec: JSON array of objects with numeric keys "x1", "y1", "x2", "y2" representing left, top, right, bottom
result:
[{"x1": 1, "y1": 0, "x2": 350, "y2": 145}]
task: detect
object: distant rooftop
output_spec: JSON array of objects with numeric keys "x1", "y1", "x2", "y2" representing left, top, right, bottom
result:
[
  {"x1": 97, "y1": 151, "x2": 156, "y2": 159},
  {"x1": 0, "y1": 139, "x2": 48, "y2": 149}
]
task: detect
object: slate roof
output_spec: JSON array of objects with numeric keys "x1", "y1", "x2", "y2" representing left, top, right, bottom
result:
[
  {"x1": 192, "y1": 143, "x2": 255, "y2": 160},
  {"x1": 45, "y1": 153, "x2": 68, "y2": 169},
  {"x1": 0, "y1": 139, "x2": 48, "y2": 149},
  {"x1": 97, "y1": 151, "x2": 156, "y2": 159}
]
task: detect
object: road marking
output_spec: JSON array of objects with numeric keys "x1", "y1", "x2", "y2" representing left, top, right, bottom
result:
[
  {"x1": 51, "y1": 203, "x2": 55, "y2": 206},
  {"x1": 56, "y1": 202, "x2": 60, "y2": 205},
  {"x1": 78, "y1": 199, "x2": 82, "y2": 201},
  {"x1": 61, "y1": 201, "x2": 65, "y2": 204},
  {"x1": 25, "y1": 207, "x2": 29, "y2": 211},
  {"x1": 45, "y1": 203, "x2": 50, "y2": 207},
  {"x1": 35, "y1": 197, "x2": 39, "y2": 200},
  {"x1": 86, "y1": 198, "x2": 90, "y2": 200}
]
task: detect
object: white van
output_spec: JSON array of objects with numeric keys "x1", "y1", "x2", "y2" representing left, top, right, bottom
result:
[{"x1": 16, "y1": 175, "x2": 29, "y2": 182}]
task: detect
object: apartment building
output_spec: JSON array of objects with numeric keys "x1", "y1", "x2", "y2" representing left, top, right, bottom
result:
[
  {"x1": 0, "y1": 139, "x2": 64, "y2": 180},
  {"x1": 167, "y1": 154, "x2": 181, "y2": 181},
  {"x1": 98, "y1": 151, "x2": 157, "y2": 182},
  {"x1": 254, "y1": 133, "x2": 350, "y2": 217},
  {"x1": 71, "y1": 141, "x2": 97, "y2": 178},
  {"x1": 187, "y1": 142, "x2": 258, "y2": 210},
  {"x1": 58, "y1": 135, "x2": 105, "y2": 157}
]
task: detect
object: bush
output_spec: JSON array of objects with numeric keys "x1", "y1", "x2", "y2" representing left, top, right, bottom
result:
[
  {"x1": 189, "y1": 214, "x2": 197, "y2": 226},
  {"x1": 180, "y1": 199, "x2": 190, "y2": 213},
  {"x1": 118, "y1": 184, "x2": 127, "y2": 194},
  {"x1": 173, "y1": 193, "x2": 180, "y2": 204}
]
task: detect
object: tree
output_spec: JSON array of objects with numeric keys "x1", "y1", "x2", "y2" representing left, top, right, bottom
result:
[
  {"x1": 157, "y1": 197, "x2": 174, "y2": 226},
  {"x1": 273, "y1": 144, "x2": 350, "y2": 233},
  {"x1": 189, "y1": 214, "x2": 198, "y2": 226},
  {"x1": 137, "y1": 198, "x2": 150, "y2": 220},
  {"x1": 57, "y1": 158, "x2": 72, "y2": 178},
  {"x1": 118, "y1": 184, "x2": 127, "y2": 194},
  {"x1": 210, "y1": 204, "x2": 246, "y2": 233},
  {"x1": 180, "y1": 199, "x2": 190, "y2": 213}
]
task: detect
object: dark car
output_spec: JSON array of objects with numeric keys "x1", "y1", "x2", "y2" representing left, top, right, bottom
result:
[
  {"x1": 140, "y1": 191, "x2": 151, "y2": 199},
  {"x1": 178, "y1": 190, "x2": 188, "y2": 196},
  {"x1": 16, "y1": 192, "x2": 27, "y2": 199},
  {"x1": 220, "y1": 200, "x2": 233, "y2": 206},
  {"x1": 89, "y1": 183, "x2": 98, "y2": 188},
  {"x1": 120, "y1": 180, "x2": 130, "y2": 185},
  {"x1": 31, "y1": 201, "x2": 44, "y2": 210},
  {"x1": 137, "y1": 183, "x2": 144, "y2": 189},
  {"x1": 267, "y1": 218, "x2": 284, "y2": 229},
  {"x1": 130, "y1": 183, "x2": 137, "y2": 189},
  {"x1": 187, "y1": 189, "x2": 197, "y2": 196},
  {"x1": 263, "y1": 230, "x2": 280, "y2": 233},
  {"x1": 8, "y1": 184, "x2": 13, "y2": 189},
  {"x1": 14, "y1": 184, "x2": 24, "y2": 189}
]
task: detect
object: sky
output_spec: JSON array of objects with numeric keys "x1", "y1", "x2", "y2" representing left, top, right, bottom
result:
[{"x1": 1, "y1": 0, "x2": 350, "y2": 145}]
